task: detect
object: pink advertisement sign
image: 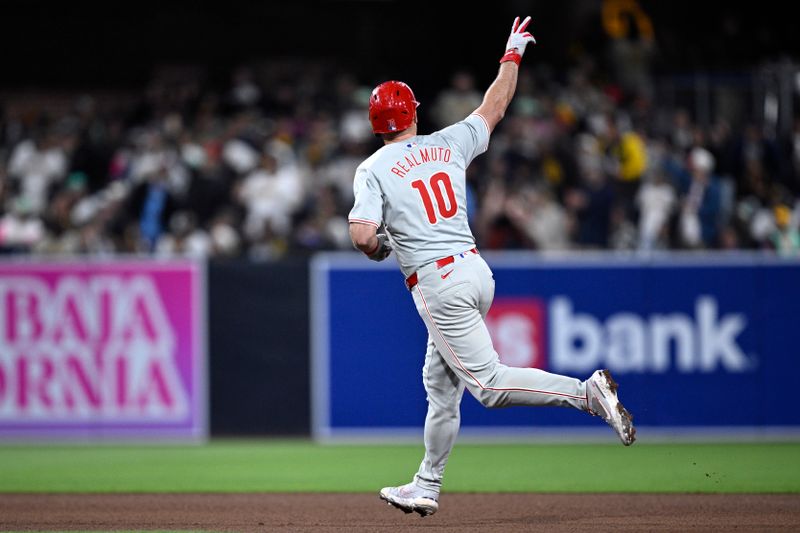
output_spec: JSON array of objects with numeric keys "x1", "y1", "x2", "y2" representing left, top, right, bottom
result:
[{"x1": 0, "y1": 259, "x2": 206, "y2": 441}]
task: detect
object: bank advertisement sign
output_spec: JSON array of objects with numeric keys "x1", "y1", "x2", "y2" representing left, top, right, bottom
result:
[
  {"x1": 0, "y1": 260, "x2": 206, "y2": 440},
  {"x1": 312, "y1": 253, "x2": 800, "y2": 439}
]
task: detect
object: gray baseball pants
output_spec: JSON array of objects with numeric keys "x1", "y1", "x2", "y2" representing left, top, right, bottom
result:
[{"x1": 408, "y1": 251, "x2": 589, "y2": 493}]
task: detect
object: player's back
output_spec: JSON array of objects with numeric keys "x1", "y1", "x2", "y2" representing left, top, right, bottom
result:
[{"x1": 349, "y1": 114, "x2": 490, "y2": 276}]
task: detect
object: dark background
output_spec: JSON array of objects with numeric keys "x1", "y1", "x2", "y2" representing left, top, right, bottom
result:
[
  {"x1": 2, "y1": 0, "x2": 797, "y2": 92},
  {"x1": 208, "y1": 259, "x2": 309, "y2": 434}
]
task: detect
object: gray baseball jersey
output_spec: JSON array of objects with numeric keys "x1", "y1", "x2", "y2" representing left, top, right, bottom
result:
[
  {"x1": 351, "y1": 110, "x2": 625, "y2": 505},
  {"x1": 348, "y1": 113, "x2": 491, "y2": 277}
]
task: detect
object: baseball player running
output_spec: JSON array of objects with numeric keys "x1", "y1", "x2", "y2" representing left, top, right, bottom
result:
[{"x1": 348, "y1": 16, "x2": 636, "y2": 517}]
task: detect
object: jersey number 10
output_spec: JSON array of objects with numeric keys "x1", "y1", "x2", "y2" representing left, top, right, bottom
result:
[{"x1": 411, "y1": 172, "x2": 457, "y2": 224}]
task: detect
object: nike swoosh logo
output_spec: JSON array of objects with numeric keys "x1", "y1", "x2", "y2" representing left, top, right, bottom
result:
[{"x1": 441, "y1": 270, "x2": 454, "y2": 280}]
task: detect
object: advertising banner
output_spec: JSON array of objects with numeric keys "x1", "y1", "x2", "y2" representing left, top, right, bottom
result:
[
  {"x1": 311, "y1": 252, "x2": 800, "y2": 440},
  {"x1": 0, "y1": 259, "x2": 206, "y2": 441}
]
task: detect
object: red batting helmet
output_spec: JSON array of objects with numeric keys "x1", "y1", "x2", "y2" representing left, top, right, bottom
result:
[{"x1": 369, "y1": 81, "x2": 419, "y2": 134}]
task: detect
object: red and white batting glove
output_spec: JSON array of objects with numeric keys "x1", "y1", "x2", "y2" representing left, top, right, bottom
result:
[{"x1": 500, "y1": 16, "x2": 536, "y2": 66}]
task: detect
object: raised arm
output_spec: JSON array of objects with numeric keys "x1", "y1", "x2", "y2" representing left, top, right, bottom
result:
[{"x1": 474, "y1": 16, "x2": 536, "y2": 133}]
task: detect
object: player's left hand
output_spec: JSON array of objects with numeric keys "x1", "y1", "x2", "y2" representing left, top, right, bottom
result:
[
  {"x1": 367, "y1": 233, "x2": 392, "y2": 262},
  {"x1": 501, "y1": 16, "x2": 536, "y2": 65}
]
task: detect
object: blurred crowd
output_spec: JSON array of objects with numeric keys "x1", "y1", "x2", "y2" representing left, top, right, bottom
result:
[{"x1": 1, "y1": 60, "x2": 799, "y2": 259}]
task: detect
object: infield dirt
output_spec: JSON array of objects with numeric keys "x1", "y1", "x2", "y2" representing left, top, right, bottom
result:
[{"x1": 2, "y1": 493, "x2": 798, "y2": 532}]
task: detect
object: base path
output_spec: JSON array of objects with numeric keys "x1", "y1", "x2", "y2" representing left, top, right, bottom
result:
[{"x1": 2, "y1": 493, "x2": 799, "y2": 532}]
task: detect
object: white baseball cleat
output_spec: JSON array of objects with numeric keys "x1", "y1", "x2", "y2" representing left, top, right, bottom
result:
[
  {"x1": 587, "y1": 369, "x2": 636, "y2": 446},
  {"x1": 379, "y1": 482, "x2": 439, "y2": 517}
]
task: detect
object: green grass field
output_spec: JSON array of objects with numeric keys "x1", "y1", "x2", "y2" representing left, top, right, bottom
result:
[{"x1": 1, "y1": 440, "x2": 799, "y2": 493}]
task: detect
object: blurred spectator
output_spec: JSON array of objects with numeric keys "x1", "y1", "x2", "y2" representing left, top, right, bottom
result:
[
  {"x1": 636, "y1": 172, "x2": 676, "y2": 251},
  {"x1": 475, "y1": 171, "x2": 525, "y2": 250},
  {"x1": 768, "y1": 204, "x2": 800, "y2": 256},
  {"x1": 0, "y1": 196, "x2": 45, "y2": 251},
  {"x1": 237, "y1": 139, "x2": 304, "y2": 239},
  {"x1": 735, "y1": 125, "x2": 780, "y2": 194},
  {"x1": 600, "y1": 115, "x2": 647, "y2": 222},
  {"x1": 676, "y1": 148, "x2": 723, "y2": 248},
  {"x1": 127, "y1": 169, "x2": 178, "y2": 252},
  {"x1": 786, "y1": 119, "x2": 800, "y2": 194},
  {"x1": 7, "y1": 128, "x2": 69, "y2": 215},
  {"x1": 671, "y1": 110, "x2": 694, "y2": 153},
  {"x1": 156, "y1": 211, "x2": 212, "y2": 258},
  {"x1": 432, "y1": 72, "x2": 483, "y2": 129},
  {"x1": 609, "y1": 205, "x2": 638, "y2": 250},
  {"x1": 292, "y1": 184, "x2": 350, "y2": 251},
  {"x1": 208, "y1": 209, "x2": 242, "y2": 257},
  {"x1": 506, "y1": 184, "x2": 570, "y2": 250},
  {"x1": 228, "y1": 67, "x2": 262, "y2": 110},
  {"x1": 317, "y1": 140, "x2": 369, "y2": 205},
  {"x1": 337, "y1": 80, "x2": 374, "y2": 148},
  {"x1": 602, "y1": 0, "x2": 656, "y2": 101},
  {"x1": 565, "y1": 167, "x2": 614, "y2": 248}
]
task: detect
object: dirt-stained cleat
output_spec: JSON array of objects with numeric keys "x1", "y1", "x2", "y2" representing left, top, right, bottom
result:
[
  {"x1": 587, "y1": 369, "x2": 636, "y2": 446},
  {"x1": 379, "y1": 482, "x2": 439, "y2": 517}
]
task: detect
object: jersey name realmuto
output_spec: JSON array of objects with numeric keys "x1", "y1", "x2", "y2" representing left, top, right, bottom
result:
[{"x1": 349, "y1": 113, "x2": 490, "y2": 277}]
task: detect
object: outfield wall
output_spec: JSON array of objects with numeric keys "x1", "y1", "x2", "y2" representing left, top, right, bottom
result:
[
  {"x1": 2, "y1": 252, "x2": 798, "y2": 442},
  {"x1": 0, "y1": 258, "x2": 207, "y2": 441},
  {"x1": 311, "y1": 252, "x2": 800, "y2": 441},
  {"x1": 208, "y1": 257, "x2": 309, "y2": 435},
  {"x1": 0, "y1": 256, "x2": 313, "y2": 441}
]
